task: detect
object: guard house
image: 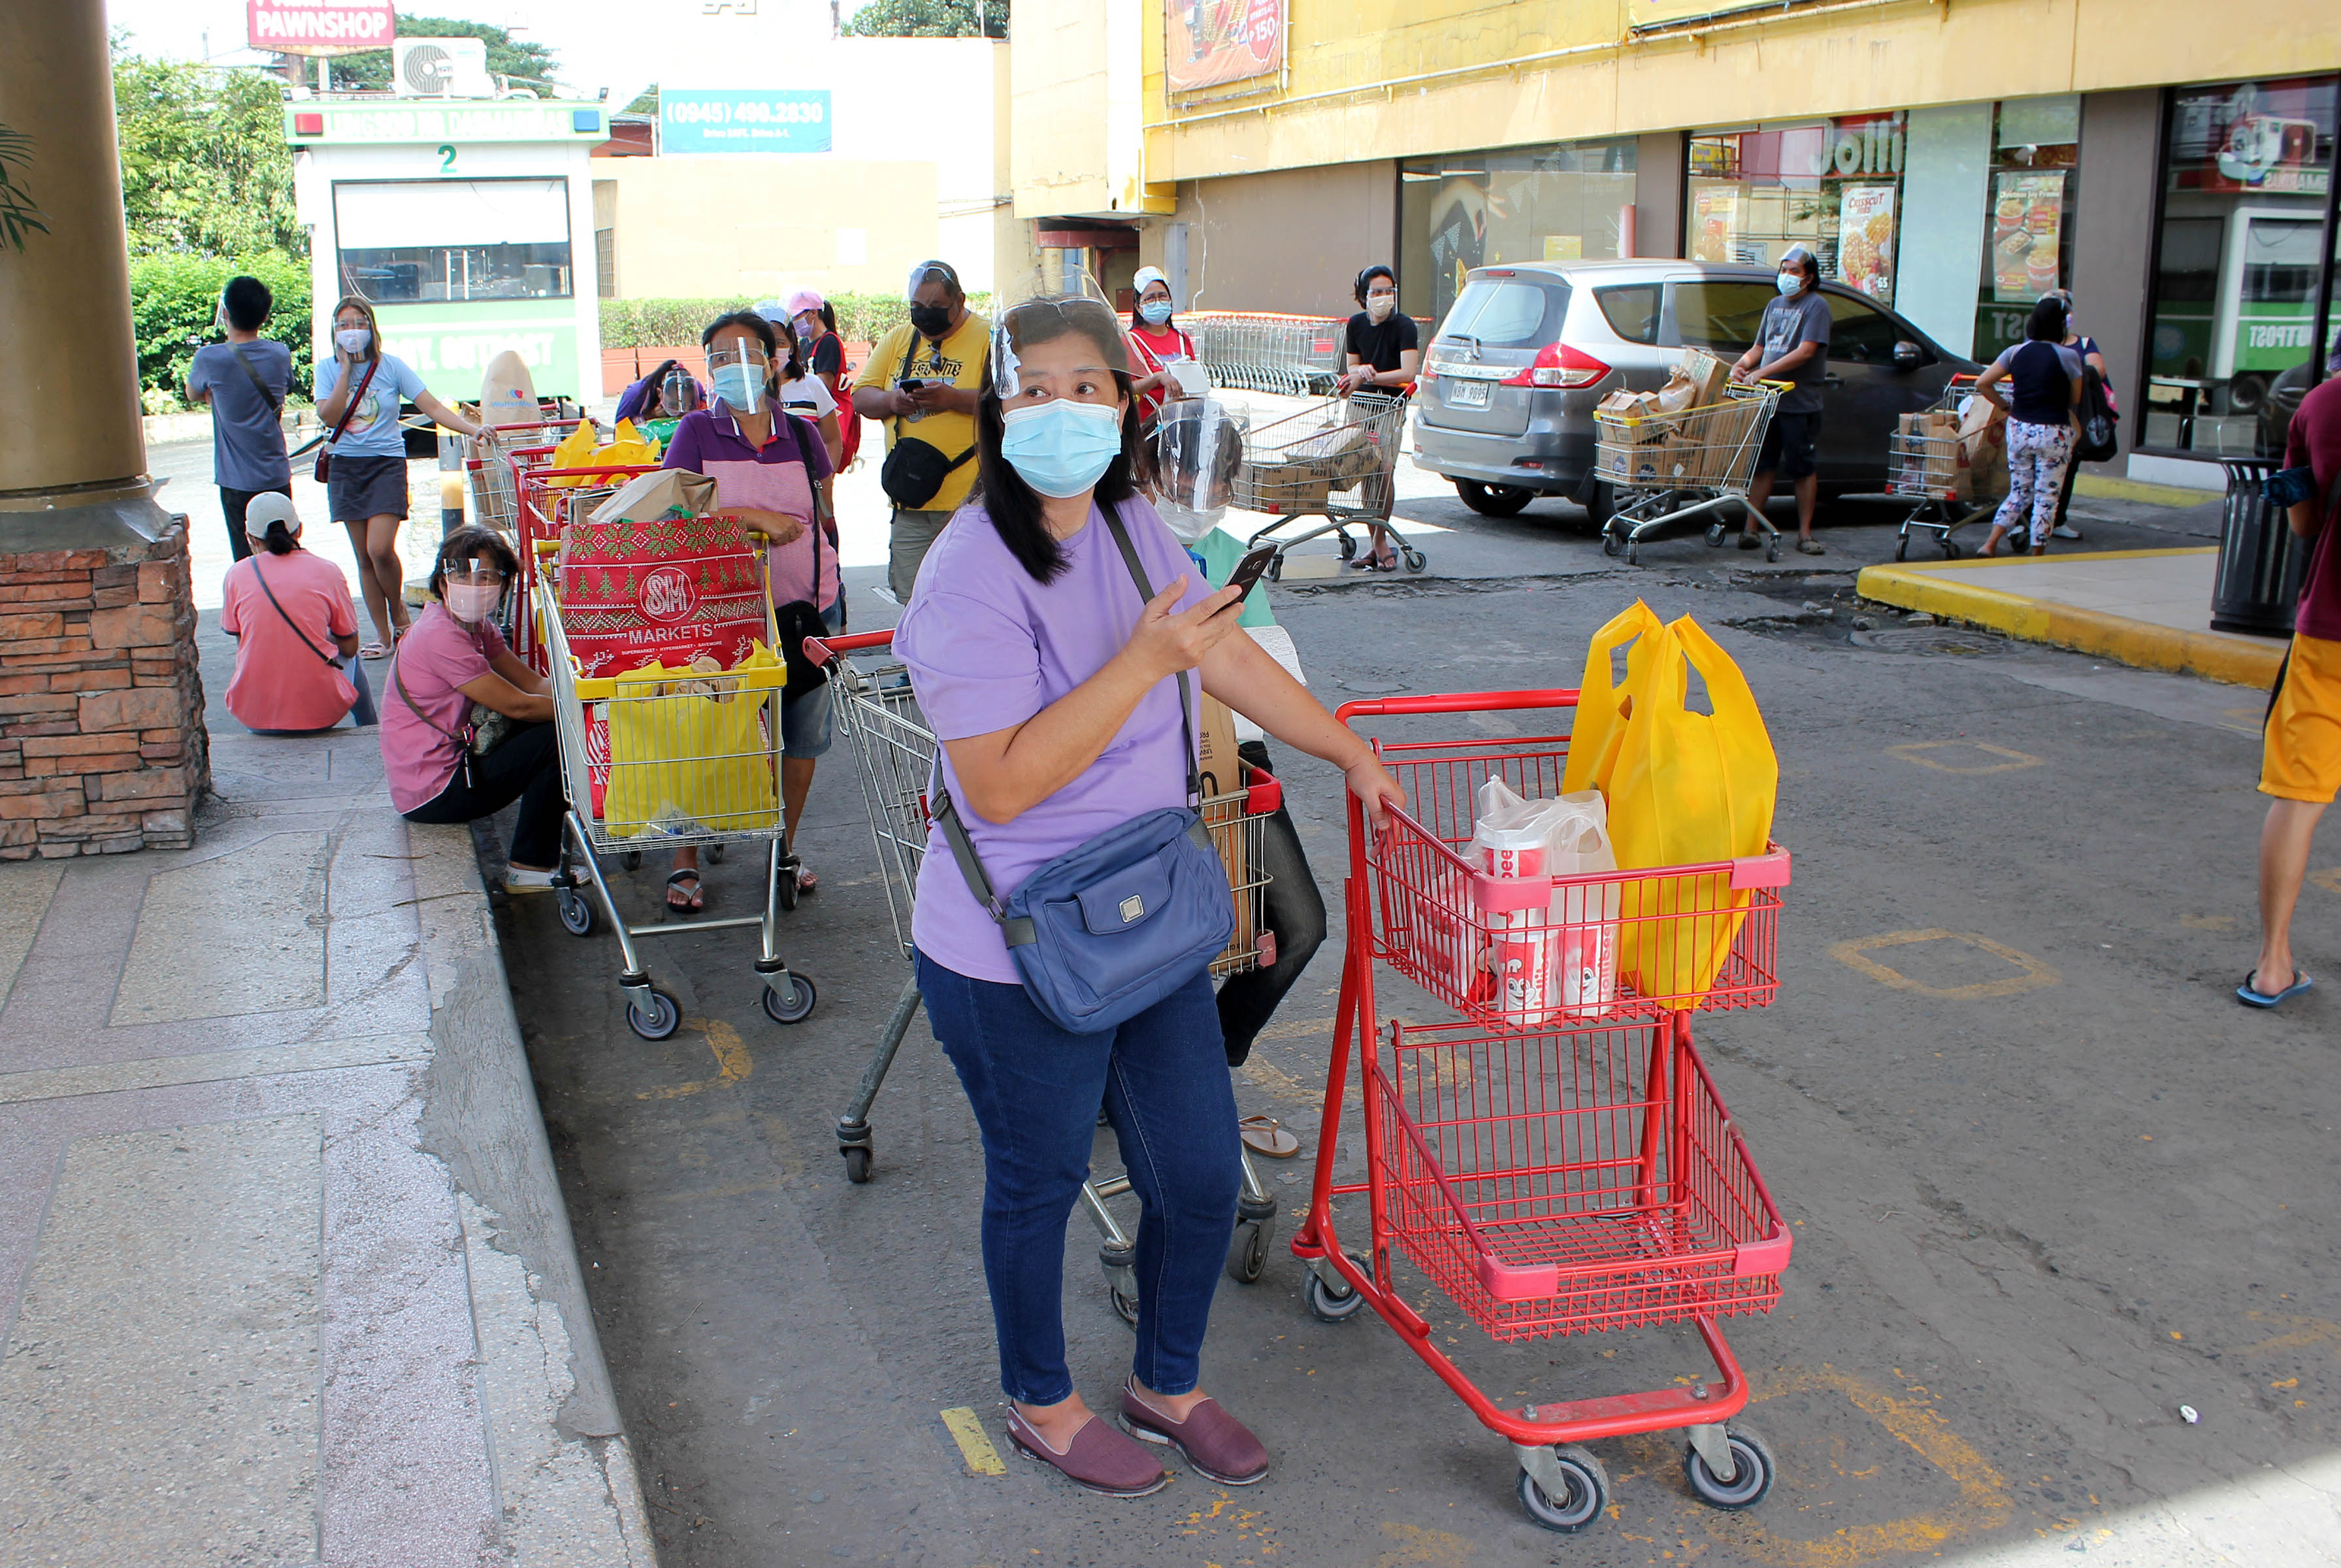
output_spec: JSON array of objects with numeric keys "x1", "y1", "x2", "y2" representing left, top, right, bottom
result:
[{"x1": 286, "y1": 93, "x2": 608, "y2": 406}]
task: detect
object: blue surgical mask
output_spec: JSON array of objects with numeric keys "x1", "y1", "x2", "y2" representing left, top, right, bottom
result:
[
  {"x1": 1000, "y1": 399, "x2": 1124, "y2": 498},
  {"x1": 712, "y1": 362, "x2": 765, "y2": 410},
  {"x1": 1139, "y1": 299, "x2": 1173, "y2": 326},
  {"x1": 1775, "y1": 272, "x2": 1801, "y2": 296}
]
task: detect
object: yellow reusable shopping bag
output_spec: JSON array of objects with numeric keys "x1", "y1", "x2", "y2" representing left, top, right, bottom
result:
[
  {"x1": 1605, "y1": 615, "x2": 1778, "y2": 1004},
  {"x1": 1560, "y1": 599, "x2": 1682, "y2": 799},
  {"x1": 601, "y1": 643, "x2": 784, "y2": 837},
  {"x1": 593, "y1": 417, "x2": 662, "y2": 470},
  {"x1": 546, "y1": 419, "x2": 598, "y2": 484}
]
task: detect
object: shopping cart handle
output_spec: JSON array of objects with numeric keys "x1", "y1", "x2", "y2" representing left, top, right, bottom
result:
[
  {"x1": 1732, "y1": 1228, "x2": 1793, "y2": 1277},
  {"x1": 1477, "y1": 1255, "x2": 1562, "y2": 1301},
  {"x1": 803, "y1": 629, "x2": 898, "y2": 666},
  {"x1": 1335, "y1": 688, "x2": 1581, "y2": 723},
  {"x1": 1728, "y1": 849, "x2": 1792, "y2": 890}
]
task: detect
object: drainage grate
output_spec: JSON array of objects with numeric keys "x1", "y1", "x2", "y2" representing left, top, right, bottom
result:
[{"x1": 1848, "y1": 626, "x2": 2012, "y2": 657}]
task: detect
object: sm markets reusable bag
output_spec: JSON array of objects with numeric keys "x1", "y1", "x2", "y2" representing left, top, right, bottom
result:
[{"x1": 1604, "y1": 615, "x2": 1777, "y2": 1004}]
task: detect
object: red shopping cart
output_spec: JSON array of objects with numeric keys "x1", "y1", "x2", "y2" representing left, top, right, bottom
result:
[
  {"x1": 1289, "y1": 688, "x2": 1793, "y2": 1531},
  {"x1": 507, "y1": 449, "x2": 661, "y2": 673}
]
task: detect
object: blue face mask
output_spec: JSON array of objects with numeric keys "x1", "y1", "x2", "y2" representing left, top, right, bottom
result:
[
  {"x1": 1139, "y1": 299, "x2": 1173, "y2": 326},
  {"x1": 1000, "y1": 398, "x2": 1124, "y2": 498},
  {"x1": 1775, "y1": 272, "x2": 1801, "y2": 296},
  {"x1": 712, "y1": 362, "x2": 765, "y2": 410}
]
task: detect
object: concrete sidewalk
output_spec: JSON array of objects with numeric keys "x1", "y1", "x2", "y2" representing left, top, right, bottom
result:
[
  {"x1": 0, "y1": 631, "x2": 653, "y2": 1563},
  {"x1": 1855, "y1": 546, "x2": 2289, "y2": 689}
]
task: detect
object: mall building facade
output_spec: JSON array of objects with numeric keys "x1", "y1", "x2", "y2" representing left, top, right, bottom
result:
[{"x1": 1010, "y1": 0, "x2": 2340, "y2": 489}]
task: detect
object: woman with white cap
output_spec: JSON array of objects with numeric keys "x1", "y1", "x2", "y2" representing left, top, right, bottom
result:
[
  {"x1": 1126, "y1": 267, "x2": 1198, "y2": 437},
  {"x1": 216, "y1": 491, "x2": 375, "y2": 734}
]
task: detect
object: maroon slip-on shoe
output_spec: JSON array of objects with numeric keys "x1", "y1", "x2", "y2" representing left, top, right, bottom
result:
[
  {"x1": 1003, "y1": 1409, "x2": 1171, "y2": 1498},
  {"x1": 1119, "y1": 1384, "x2": 1270, "y2": 1486}
]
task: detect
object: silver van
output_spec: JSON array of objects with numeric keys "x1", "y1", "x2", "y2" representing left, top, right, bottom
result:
[{"x1": 1412, "y1": 259, "x2": 1979, "y2": 525}]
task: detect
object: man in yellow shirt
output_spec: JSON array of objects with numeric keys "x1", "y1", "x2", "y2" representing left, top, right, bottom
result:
[{"x1": 851, "y1": 259, "x2": 990, "y2": 600}]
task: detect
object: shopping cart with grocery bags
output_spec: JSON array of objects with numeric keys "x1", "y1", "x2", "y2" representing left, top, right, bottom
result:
[
  {"x1": 534, "y1": 544, "x2": 817, "y2": 1042},
  {"x1": 808, "y1": 629, "x2": 1291, "y2": 1301},
  {"x1": 1593, "y1": 355, "x2": 1787, "y2": 564},
  {"x1": 1287, "y1": 678, "x2": 1794, "y2": 1531}
]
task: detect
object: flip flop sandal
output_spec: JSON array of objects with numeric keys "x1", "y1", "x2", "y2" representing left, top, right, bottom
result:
[
  {"x1": 2236, "y1": 970, "x2": 2313, "y2": 1009},
  {"x1": 359, "y1": 642, "x2": 388, "y2": 661},
  {"x1": 1237, "y1": 1115, "x2": 1300, "y2": 1159},
  {"x1": 665, "y1": 870, "x2": 704, "y2": 914},
  {"x1": 794, "y1": 862, "x2": 818, "y2": 893},
  {"x1": 503, "y1": 866, "x2": 557, "y2": 894},
  {"x1": 1796, "y1": 539, "x2": 1826, "y2": 555}
]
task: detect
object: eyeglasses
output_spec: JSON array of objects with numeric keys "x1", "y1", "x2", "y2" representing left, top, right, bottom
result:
[{"x1": 708, "y1": 346, "x2": 769, "y2": 370}]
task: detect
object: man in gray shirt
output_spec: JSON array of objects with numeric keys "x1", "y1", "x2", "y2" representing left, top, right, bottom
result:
[
  {"x1": 1731, "y1": 244, "x2": 1832, "y2": 556},
  {"x1": 186, "y1": 274, "x2": 294, "y2": 564}
]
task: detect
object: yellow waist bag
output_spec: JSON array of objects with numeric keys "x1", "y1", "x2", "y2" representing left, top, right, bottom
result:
[
  {"x1": 1600, "y1": 614, "x2": 1777, "y2": 1004},
  {"x1": 601, "y1": 643, "x2": 784, "y2": 837}
]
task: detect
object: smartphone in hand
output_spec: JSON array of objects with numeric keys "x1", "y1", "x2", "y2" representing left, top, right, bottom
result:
[{"x1": 1218, "y1": 545, "x2": 1279, "y2": 608}]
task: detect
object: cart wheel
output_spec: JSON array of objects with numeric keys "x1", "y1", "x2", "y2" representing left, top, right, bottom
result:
[
  {"x1": 842, "y1": 1145, "x2": 873, "y2": 1184},
  {"x1": 1303, "y1": 1268, "x2": 1367, "y2": 1323},
  {"x1": 1110, "y1": 1284, "x2": 1140, "y2": 1327},
  {"x1": 1266, "y1": 553, "x2": 1283, "y2": 583},
  {"x1": 1626, "y1": 541, "x2": 1641, "y2": 566},
  {"x1": 1942, "y1": 539, "x2": 1961, "y2": 559},
  {"x1": 778, "y1": 862, "x2": 800, "y2": 913},
  {"x1": 1518, "y1": 1446, "x2": 1611, "y2": 1533},
  {"x1": 1765, "y1": 538, "x2": 1782, "y2": 564},
  {"x1": 1705, "y1": 522, "x2": 1729, "y2": 549},
  {"x1": 1894, "y1": 534, "x2": 1910, "y2": 562},
  {"x1": 708, "y1": 843, "x2": 726, "y2": 866},
  {"x1": 1400, "y1": 548, "x2": 1426, "y2": 574},
  {"x1": 1683, "y1": 1427, "x2": 1776, "y2": 1510},
  {"x1": 1226, "y1": 1216, "x2": 1276, "y2": 1284},
  {"x1": 556, "y1": 887, "x2": 595, "y2": 938},
  {"x1": 761, "y1": 973, "x2": 817, "y2": 1024},
  {"x1": 1601, "y1": 527, "x2": 1625, "y2": 559},
  {"x1": 626, "y1": 987, "x2": 681, "y2": 1041},
  {"x1": 621, "y1": 849, "x2": 642, "y2": 872},
  {"x1": 1337, "y1": 532, "x2": 1357, "y2": 562}
]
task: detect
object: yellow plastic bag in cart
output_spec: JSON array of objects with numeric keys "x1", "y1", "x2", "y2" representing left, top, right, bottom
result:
[
  {"x1": 1605, "y1": 615, "x2": 1778, "y2": 1004},
  {"x1": 546, "y1": 419, "x2": 598, "y2": 483},
  {"x1": 1560, "y1": 599, "x2": 1682, "y2": 800},
  {"x1": 600, "y1": 643, "x2": 785, "y2": 838}
]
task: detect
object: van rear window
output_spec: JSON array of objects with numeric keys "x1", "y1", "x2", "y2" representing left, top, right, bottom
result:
[
  {"x1": 1596, "y1": 284, "x2": 1660, "y2": 344},
  {"x1": 1438, "y1": 280, "x2": 1568, "y2": 350}
]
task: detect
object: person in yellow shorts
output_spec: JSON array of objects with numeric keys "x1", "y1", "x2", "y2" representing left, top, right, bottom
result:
[{"x1": 2244, "y1": 360, "x2": 2341, "y2": 1009}]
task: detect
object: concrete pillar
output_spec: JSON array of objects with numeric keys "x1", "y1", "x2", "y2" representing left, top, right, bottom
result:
[
  {"x1": 0, "y1": 1, "x2": 173, "y2": 546},
  {"x1": 0, "y1": 3, "x2": 206, "y2": 857},
  {"x1": 1634, "y1": 133, "x2": 1686, "y2": 260}
]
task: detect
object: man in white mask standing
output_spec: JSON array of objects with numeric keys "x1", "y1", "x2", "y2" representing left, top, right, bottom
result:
[
  {"x1": 1731, "y1": 243, "x2": 1833, "y2": 557},
  {"x1": 1335, "y1": 264, "x2": 1417, "y2": 571}
]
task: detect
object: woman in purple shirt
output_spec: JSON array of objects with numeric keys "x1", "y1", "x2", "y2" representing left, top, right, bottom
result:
[{"x1": 892, "y1": 288, "x2": 1404, "y2": 1498}]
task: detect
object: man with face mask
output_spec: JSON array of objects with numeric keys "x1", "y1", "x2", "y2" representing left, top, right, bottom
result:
[
  {"x1": 1731, "y1": 243, "x2": 1833, "y2": 555},
  {"x1": 851, "y1": 259, "x2": 991, "y2": 600}
]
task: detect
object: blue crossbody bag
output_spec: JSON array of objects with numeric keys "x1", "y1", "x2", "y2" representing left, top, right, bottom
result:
[{"x1": 932, "y1": 506, "x2": 1236, "y2": 1035}]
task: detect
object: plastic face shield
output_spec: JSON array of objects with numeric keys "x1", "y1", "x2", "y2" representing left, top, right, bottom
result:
[
  {"x1": 706, "y1": 342, "x2": 769, "y2": 375},
  {"x1": 990, "y1": 278, "x2": 1130, "y2": 404},
  {"x1": 661, "y1": 369, "x2": 695, "y2": 412},
  {"x1": 906, "y1": 259, "x2": 960, "y2": 304},
  {"x1": 1154, "y1": 399, "x2": 1247, "y2": 514}
]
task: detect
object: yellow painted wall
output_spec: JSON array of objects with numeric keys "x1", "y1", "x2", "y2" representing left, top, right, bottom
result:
[
  {"x1": 1132, "y1": 0, "x2": 2341, "y2": 182},
  {"x1": 1013, "y1": 0, "x2": 1175, "y2": 221},
  {"x1": 595, "y1": 155, "x2": 938, "y2": 301}
]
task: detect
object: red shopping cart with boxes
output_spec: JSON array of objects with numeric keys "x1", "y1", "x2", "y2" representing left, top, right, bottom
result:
[{"x1": 1289, "y1": 687, "x2": 1793, "y2": 1531}]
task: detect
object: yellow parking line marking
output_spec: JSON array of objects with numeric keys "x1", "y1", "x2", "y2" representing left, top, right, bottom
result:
[
  {"x1": 2310, "y1": 867, "x2": 2341, "y2": 895},
  {"x1": 1830, "y1": 930, "x2": 2060, "y2": 999},
  {"x1": 1886, "y1": 741, "x2": 2044, "y2": 774},
  {"x1": 940, "y1": 1407, "x2": 1006, "y2": 1475},
  {"x1": 637, "y1": 1018, "x2": 753, "y2": 1101},
  {"x1": 1699, "y1": 1365, "x2": 2012, "y2": 1565},
  {"x1": 2180, "y1": 914, "x2": 2239, "y2": 930}
]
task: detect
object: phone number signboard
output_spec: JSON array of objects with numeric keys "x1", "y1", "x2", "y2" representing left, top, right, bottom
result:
[{"x1": 660, "y1": 90, "x2": 832, "y2": 155}]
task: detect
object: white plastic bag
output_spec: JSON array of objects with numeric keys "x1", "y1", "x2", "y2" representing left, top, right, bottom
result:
[{"x1": 1467, "y1": 780, "x2": 1620, "y2": 1024}]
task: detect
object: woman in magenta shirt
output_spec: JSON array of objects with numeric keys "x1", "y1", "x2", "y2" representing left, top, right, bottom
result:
[
  {"x1": 891, "y1": 287, "x2": 1403, "y2": 1499},
  {"x1": 218, "y1": 493, "x2": 372, "y2": 733},
  {"x1": 380, "y1": 527, "x2": 566, "y2": 890}
]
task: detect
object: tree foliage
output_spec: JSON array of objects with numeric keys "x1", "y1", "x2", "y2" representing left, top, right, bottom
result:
[
  {"x1": 625, "y1": 84, "x2": 659, "y2": 116},
  {"x1": 329, "y1": 17, "x2": 559, "y2": 92},
  {"x1": 112, "y1": 49, "x2": 303, "y2": 259},
  {"x1": 843, "y1": 0, "x2": 1007, "y2": 39},
  {"x1": 129, "y1": 251, "x2": 315, "y2": 402}
]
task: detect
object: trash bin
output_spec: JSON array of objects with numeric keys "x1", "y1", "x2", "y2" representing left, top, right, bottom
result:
[{"x1": 2210, "y1": 457, "x2": 2311, "y2": 636}]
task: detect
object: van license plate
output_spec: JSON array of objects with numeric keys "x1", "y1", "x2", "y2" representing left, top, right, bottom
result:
[{"x1": 1449, "y1": 379, "x2": 1490, "y2": 408}]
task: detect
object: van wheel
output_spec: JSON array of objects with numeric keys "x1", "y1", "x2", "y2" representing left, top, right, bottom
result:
[{"x1": 1455, "y1": 480, "x2": 1535, "y2": 518}]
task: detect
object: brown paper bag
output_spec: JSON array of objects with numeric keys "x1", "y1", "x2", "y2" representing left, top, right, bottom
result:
[
  {"x1": 586, "y1": 468, "x2": 719, "y2": 527},
  {"x1": 1677, "y1": 348, "x2": 1729, "y2": 410}
]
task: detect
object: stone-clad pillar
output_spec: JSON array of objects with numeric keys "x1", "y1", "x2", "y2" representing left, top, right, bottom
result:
[{"x1": 0, "y1": 3, "x2": 206, "y2": 856}]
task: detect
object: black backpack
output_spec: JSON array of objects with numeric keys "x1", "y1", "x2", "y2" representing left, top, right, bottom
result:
[{"x1": 2075, "y1": 361, "x2": 2118, "y2": 463}]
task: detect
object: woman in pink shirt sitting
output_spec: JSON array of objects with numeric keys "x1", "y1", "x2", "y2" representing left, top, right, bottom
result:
[
  {"x1": 380, "y1": 527, "x2": 566, "y2": 891},
  {"x1": 218, "y1": 493, "x2": 374, "y2": 733}
]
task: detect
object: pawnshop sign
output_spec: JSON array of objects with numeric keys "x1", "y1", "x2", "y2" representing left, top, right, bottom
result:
[{"x1": 248, "y1": 0, "x2": 395, "y2": 56}]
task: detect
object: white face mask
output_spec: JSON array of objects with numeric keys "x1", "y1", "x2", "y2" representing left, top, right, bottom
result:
[
  {"x1": 1366, "y1": 295, "x2": 1396, "y2": 323},
  {"x1": 336, "y1": 327, "x2": 372, "y2": 354}
]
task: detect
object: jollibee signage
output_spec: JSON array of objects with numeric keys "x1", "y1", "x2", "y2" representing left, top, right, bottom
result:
[{"x1": 248, "y1": 0, "x2": 395, "y2": 56}]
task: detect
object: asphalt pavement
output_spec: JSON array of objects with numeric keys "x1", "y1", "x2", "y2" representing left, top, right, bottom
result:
[{"x1": 480, "y1": 464, "x2": 2337, "y2": 1567}]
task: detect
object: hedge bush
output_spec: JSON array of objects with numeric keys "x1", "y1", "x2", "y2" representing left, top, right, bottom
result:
[
  {"x1": 601, "y1": 291, "x2": 995, "y2": 351},
  {"x1": 129, "y1": 252, "x2": 313, "y2": 408}
]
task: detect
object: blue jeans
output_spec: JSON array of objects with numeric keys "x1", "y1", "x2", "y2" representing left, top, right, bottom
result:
[{"x1": 915, "y1": 951, "x2": 1240, "y2": 1405}]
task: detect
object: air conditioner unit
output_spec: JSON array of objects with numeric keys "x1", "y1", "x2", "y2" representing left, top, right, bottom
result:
[{"x1": 393, "y1": 38, "x2": 493, "y2": 98}]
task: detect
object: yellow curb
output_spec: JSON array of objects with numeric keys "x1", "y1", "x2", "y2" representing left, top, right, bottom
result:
[
  {"x1": 1855, "y1": 555, "x2": 2285, "y2": 691},
  {"x1": 2073, "y1": 474, "x2": 2222, "y2": 508}
]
